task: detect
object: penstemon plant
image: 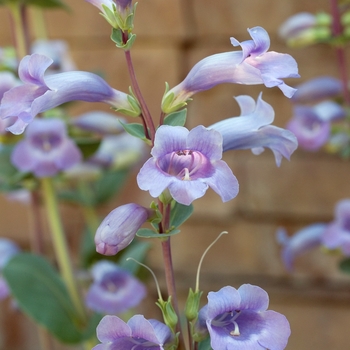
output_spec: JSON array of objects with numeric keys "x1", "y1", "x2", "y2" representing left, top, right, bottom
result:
[
  {"x1": 276, "y1": 0, "x2": 350, "y2": 278},
  {"x1": 0, "y1": 0, "x2": 302, "y2": 349}
]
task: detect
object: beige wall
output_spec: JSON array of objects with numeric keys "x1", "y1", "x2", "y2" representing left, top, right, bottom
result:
[{"x1": 1, "y1": 0, "x2": 350, "y2": 349}]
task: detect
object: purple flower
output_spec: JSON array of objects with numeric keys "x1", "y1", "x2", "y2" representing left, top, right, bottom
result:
[
  {"x1": 0, "y1": 71, "x2": 19, "y2": 134},
  {"x1": 0, "y1": 238, "x2": 20, "y2": 300},
  {"x1": 291, "y1": 76, "x2": 342, "y2": 103},
  {"x1": 287, "y1": 101, "x2": 345, "y2": 151},
  {"x1": 137, "y1": 125, "x2": 239, "y2": 205},
  {"x1": 11, "y1": 118, "x2": 82, "y2": 177},
  {"x1": 277, "y1": 224, "x2": 326, "y2": 271},
  {"x1": 322, "y1": 199, "x2": 350, "y2": 255},
  {"x1": 210, "y1": 94, "x2": 298, "y2": 167},
  {"x1": 85, "y1": 260, "x2": 146, "y2": 314},
  {"x1": 279, "y1": 12, "x2": 331, "y2": 46},
  {"x1": 197, "y1": 285, "x2": 290, "y2": 350},
  {"x1": 70, "y1": 111, "x2": 125, "y2": 135},
  {"x1": 279, "y1": 12, "x2": 317, "y2": 40},
  {"x1": 89, "y1": 133, "x2": 145, "y2": 168},
  {"x1": 95, "y1": 203, "x2": 152, "y2": 256},
  {"x1": 93, "y1": 314, "x2": 174, "y2": 350},
  {"x1": 162, "y1": 26, "x2": 299, "y2": 112},
  {"x1": 0, "y1": 54, "x2": 139, "y2": 135},
  {"x1": 31, "y1": 39, "x2": 76, "y2": 73}
]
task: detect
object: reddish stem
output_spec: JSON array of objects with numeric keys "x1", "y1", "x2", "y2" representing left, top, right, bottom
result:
[{"x1": 122, "y1": 31, "x2": 156, "y2": 144}]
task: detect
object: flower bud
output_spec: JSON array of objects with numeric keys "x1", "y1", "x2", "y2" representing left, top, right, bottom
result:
[{"x1": 95, "y1": 203, "x2": 152, "y2": 255}]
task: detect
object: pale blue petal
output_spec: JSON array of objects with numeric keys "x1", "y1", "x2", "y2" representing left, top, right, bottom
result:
[
  {"x1": 168, "y1": 179, "x2": 208, "y2": 205},
  {"x1": 137, "y1": 158, "x2": 173, "y2": 197},
  {"x1": 238, "y1": 284, "x2": 269, "y2": 312},
  {"x1": 128, "y1": 315, "x2": 160, "y2": 343},
  {"x1": 96, "y1": 315, "x2": 131, "y2": 343},
  {"x1": 205, "y1": 161, "x2": 239, "y2": 202},
  {"x1": 207, "y1": 286, "x2": 241, "y2": 320},
  {"x1": 151, "y1": 125, "x2": 188, "y2": 157},
  {"x1": 187, "y1": 125, "x2": 223, "y2": 160}
]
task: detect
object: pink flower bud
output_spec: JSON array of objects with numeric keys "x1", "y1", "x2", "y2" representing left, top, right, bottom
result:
[{"x1": 95, "y1": 203, "x2": 151, "y2": 255}]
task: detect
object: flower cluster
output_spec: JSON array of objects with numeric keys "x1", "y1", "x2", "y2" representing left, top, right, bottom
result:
[
  {"x1": 0, "y1": 1, "x2": 302, "y2": 349},
  {"x1": 278, "y1": 198, "x2": 350, "y2": 271}
]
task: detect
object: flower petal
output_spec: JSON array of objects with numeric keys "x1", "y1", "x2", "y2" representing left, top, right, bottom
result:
[
  {"x1": 151, "y1": 125, "x2": 188, "y2": 157},
  {"x1": 96, "y1": 315, "x2": 131, "y2": 343}
]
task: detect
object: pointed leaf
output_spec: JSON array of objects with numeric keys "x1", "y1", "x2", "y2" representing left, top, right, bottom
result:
[
  {"x1": 3, "y1": 253, "x2": 85, "y2": 344},
  {"x1": 136, "y1": 228, "x2": 180, "y2": 238},
  {"x1": 170, "y1": 202, "x2": 193, "y2": 228},
  {"x1": 163, "y1": 109, "x2": 187, "y2": 127},
  {"x1": 120, "y1": 121, "x2": 147, "y2": 140}
]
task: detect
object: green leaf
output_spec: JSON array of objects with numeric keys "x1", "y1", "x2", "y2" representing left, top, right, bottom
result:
[
  {"x1": 118, "y1": 240, "x2": 151, "y2": 274},
  {"x1": 198, "y1": 337, "x2": 213, "y2": 350},
  {"x1": 163, "y1": 109, "x2": 187, "y2": 127},
  {"x1": 339, "y1": 257, "x2": 350, "y2": 274},
  {"x1": 74, "y1": 137, "x2": 101, "y2": 159},
  {"x1": 0, "y1": 0, "x2": 69, "y2": 9},
  {"x1": 95, "y1": 169, "x2": 129, "y2": 205},
  {"x1": 3, "y1": 253, "x2": 85, "y2": 344},
  {"x1": 170, "y1": 201, "x2": 193, "y2": 228},
  {"x1": 120, "y1": 121, "x2": 147, "y2": 140},
  {"x1": 136, "y1": 228, "x2": 180, "y2": 238}
]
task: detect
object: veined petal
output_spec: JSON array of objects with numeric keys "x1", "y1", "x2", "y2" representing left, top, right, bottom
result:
[
  {"x1": 210, "y1": 94, "x2": 297, "y2": 166},
  {"x1": 187, "y1": 125, "x2": 223, "y2": 160},
  {"x1": 257, "y1": 311, "x2": 291, "y2": 350},
  {"x1": 207, "y1": 286, "x2": 241, "y2": 319},
  {"x1": 238, "y1": 284, "x2": 269, "y2": 312},
  {"x1": 151, "y1": 125, "x2": 188, "y2": 157},
  {"x1": 128, "y1": 315, "x2": 161, "y2": 344},
  {"x1": 18, "y1": 54, "x2": 53, "y2": 85},
  {"x1": 205, "y1": 160, "x2": 239, "y2": 202},
  {"x1": 169, "y1": 179, "x2": 208, "y2": 205},
  {"x1": 137, "y1": 158, "x2": 173, "y2": 197},
  {"x1": 96, "y1": 315, "x2": 131, "y2": 343}
]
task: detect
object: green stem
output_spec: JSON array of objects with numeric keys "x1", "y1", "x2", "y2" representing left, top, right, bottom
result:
[
  {"x1": 30, "y1": 6, "x2": 48, "y2": 39},
  {"x1": 41, "y1": 177, "x2": 86, "y2": 321},
  {"x1": 7, "y1": 2, "x2": 29, "y2": 59}
]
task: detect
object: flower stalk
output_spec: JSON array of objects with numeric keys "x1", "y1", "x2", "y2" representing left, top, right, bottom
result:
[
  {"x1": 122, "y1": 31, "x2": 156, "y2": 144},
  {"x1": 41, "y1": 177, "x2": 86, "y2": 321}
]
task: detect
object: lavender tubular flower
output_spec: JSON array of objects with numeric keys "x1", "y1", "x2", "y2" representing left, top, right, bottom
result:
[
  {"x1": 85, "y1": 260, "x2": 146, "y2": 314},
  {"x1": 10, "y1": 118, "x2": 82, "y2": 178},
  {"x1": 31, "y1": 39, "x2": 76, "y2": 73},
  {"x1": 0, "y1": 54, "x2": 140, "y2": 135},
  {"x1": 287, "y1": 101, "x2": 345, "y2": 151},
  {"x1": 279, "y1": 12, "x2": 317, "y2": 40},
  {"x1": 0, "y1": 71, "x2": 19, "y2": 134},
  {"x1": 95, "y1": 203, "x2": 152, "y2": 256},
  {"x1": 137, "y1": 125, "x2": 239, "y2": 205},
  {"x1": 322, "y1": 199, "x2": 350, "y2": 255},
  {"x1": 162, "y1": 26, "x2": 299, "y2": 113},
  {"x1": 197, "y1": 285, "x2": 291, "y2": 350},
  {"x1": 210, "y1": 93, "x2": 298, "y2": 167},
  {"x1": 291, "y1": 76, "x2": 342, "y2": 103},
  {"x1": 93, "y1": 314, "x2": 174, "y2": 350},
  {"x1": 277, "y1": 224, "x2": 327, "y2": 271}
]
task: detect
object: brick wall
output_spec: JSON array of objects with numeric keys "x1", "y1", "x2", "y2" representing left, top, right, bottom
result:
[{"x1": 1, "y1": 0, "x2": 350, "y2": 349}]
